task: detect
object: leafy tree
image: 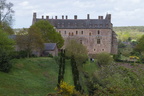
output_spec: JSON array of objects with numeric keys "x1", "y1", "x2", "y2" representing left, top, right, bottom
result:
[
  {"x1": 16, "y1": 27, "x2": 44, "y2": 57},
  {"x1": 0, "y1": 29, "x2": 15, "y2": 72},
  {"x1": 0, "y1": 0, "x2": 14, "y2": 26},
  {"x1": 135, "y1": 35, "x2": 144, "y2": 53},
  {"x1": 0, "y1": 22, "x2": 14, "y2": 34},
  {"x1": 32, "y1": 20, "x2": 64, "y2": 48},
  {"x1": 95, "y1": 52, "x2": 113, "y2": 67},
  {"x1": 65, "y1": 40, "x2": 88, "y2": 66}
]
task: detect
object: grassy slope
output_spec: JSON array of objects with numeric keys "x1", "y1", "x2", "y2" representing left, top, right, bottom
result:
[{"x1": 0, "y1": 57, "x2": 58, "y2": 96}]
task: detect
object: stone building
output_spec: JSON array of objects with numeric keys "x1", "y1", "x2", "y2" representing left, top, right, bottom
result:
[{"x1": 32, "y1": 13, "x2": 117, "y2": 54}]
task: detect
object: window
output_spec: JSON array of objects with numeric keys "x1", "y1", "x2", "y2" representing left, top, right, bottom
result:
[
  {"x1": 69, "y1": 32, "x2": 70, "y2": 36},
  {"x1": 98, "y1": 30, "x2": 100, "y2": 34},
  {"x1": 81, "y1": 31, "x2": 83, "y2": 34},
  {"x1": 102, "y1": 49, "x2": 104, "y2": 51},
  {"x1": 94, "y1": 49, "x2": 95, "y2": 51},
  {"x1": 65, "y1": 31, "x2": 66, "y2": 34},
  {"x1": 76, "y1": 31, "x2": 78, "y2": 35},
  {"x1": 97, "y1": 39, "x2": 101, "y2": 44}
]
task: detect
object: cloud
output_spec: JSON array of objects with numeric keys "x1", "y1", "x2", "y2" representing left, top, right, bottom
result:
[
  {"x1": 19, "y1": 1, "x2": 29, "y2": 6},
  {"x1": 12, "y1": 0, "x2": 144, "y2": 28}
]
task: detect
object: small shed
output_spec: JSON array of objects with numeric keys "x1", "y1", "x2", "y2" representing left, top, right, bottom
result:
[{"x1": 43, "y1": 43, "x2": 58, "y2": 57}]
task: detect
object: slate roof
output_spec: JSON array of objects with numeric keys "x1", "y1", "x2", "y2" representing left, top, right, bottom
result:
[
  {"x1": 44, "y1": 43, "x2": 57, "y2": 51},
  {"x1": 36, "y1": 19, "x2": 111, "y2": 29}
]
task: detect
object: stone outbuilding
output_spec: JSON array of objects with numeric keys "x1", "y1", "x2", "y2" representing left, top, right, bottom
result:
[{"x1": 42, "y1": 43, "x2": 58, "y2": 57}]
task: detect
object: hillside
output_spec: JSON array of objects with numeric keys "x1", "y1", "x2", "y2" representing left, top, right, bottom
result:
[
  {"x1": 0, "y1": 57, "x2": 58, "y2": 96},
  {"x1": 113, "y1": 26, "x2": 144, "y2": 32}
]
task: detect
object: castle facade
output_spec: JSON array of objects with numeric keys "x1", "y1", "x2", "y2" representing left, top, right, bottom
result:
[{"x1": 32, "y1": 13, "x2": 117, "y2": 54}]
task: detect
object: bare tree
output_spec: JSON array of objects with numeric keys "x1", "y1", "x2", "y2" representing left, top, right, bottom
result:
[{"x1": 0, "y1": 0, "x2": 14, "y2": 26}]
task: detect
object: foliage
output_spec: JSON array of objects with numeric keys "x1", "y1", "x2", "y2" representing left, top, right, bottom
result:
[
  {"x1": 86, "y1": 64, "x2": 144, "y2": 96},
  {"x1": 58, "y1": 50, "x2": 65, "y2": 85},
  {"x1": 71, "y1": 55, "x2": 82, "y2": 91},
  {"x1": 135, "y1": 35, "x2": 144, "y2": 53},
  {"x1": 114, "y1": 26, "x2": 144, "y2": 42},
  {"x1": 0, "y1": 22, "x2": 14, "y2": 34},
  {"x1": 0, "y1": 0, "x2": 15, "y2": 26},
  {"x1": 0, "y1": 29, "x2": 15, "y2": 72},
  {"x1": 94, "y1": 52, "x2": 113, "y2": 67},
  {"x1": 55, "y1": 81, "x2": 85, "y2": 96},
  {"x1": 16, "y1": 28, "x2": 44, "y2": 57},
  {"x1": 120, "y1": 45, "x2": 133, "y2": 57},
  {"x1": 32, "y1": 20, "x2": 64, "y2": 48},
  {"x1": 65, "y1": 40, "x2": 88, "y2": 66},
  {"x1": 56, "y1": 81, "x2": 75, "y2": 96}
]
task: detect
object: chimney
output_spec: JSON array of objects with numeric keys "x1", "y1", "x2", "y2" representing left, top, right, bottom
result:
[
  {"x1": 87, "y1": 14, "x2": 90, "y2": 19},
  {"x1": 108, "y1": 14, "x2": 111, "y2": 21},
  {"x1": 33, "y1": 12, "x2": 36, "y2": 19},
  {"x1": 46, "y1": 16, "x2": 49, "y2": 20},
  {"x1": 32, "y1": 12, "x2": 37, "y2": 24},
  {"x1": 55, "y1": 16, "x2": 57, "y2": 19},
  {"x1": 98, "y1": 16, "x2": 103, "y2": 19},
  {"x1": 101, "y1": 16, "x2": 103, "y2": 19},
  {"x1": 42, "y1": 15, "x2": 44, "y2": 19},
  {"x1": 74, "y1": 15, "x2": 77, "y2": 19},
  {"x1": 62, "y1": 15, "x2": 64, "y2": 19},
  {"x1": 66, "y1": 15, "x2": 68, "y2": 19}
]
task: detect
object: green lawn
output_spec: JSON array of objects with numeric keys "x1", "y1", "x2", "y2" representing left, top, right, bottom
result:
[
  {"x1": 64, "y1": 60, "x2": 74, "y2": 85},
  {"x1": 0, "y1": 57, "x2": 58, "y2": 96}
]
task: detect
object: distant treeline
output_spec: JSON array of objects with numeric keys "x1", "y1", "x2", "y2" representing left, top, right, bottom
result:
[{"x1": 114, "y1": 26, "x2": 144, "y2": 32}]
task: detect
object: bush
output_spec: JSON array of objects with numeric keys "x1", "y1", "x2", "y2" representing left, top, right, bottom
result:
[
  {"x1": 0, "y1": 52, "x2": 12, "y2": 73},
  {"x1": 86, "y1": 64, "x2": 144, "y2": 96},
  {"x1": 95, "y1": 52, "x2": 113, "y2": 67}
]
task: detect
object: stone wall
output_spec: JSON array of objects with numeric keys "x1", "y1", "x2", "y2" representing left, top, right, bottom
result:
[{"x1": 56, "y1": 29, "x2": 115, "y2": 54}]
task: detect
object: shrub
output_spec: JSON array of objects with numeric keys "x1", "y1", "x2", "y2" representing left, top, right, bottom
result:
[
  {"x1": 0, "y1": 52, "x2": 12, "y2": 73},
  {"x1": 55, "y1": 81, "x2": 75, "y2": 96},
  {"x1": 95, "y1": 52, "x2": 113, "y2": 67}
]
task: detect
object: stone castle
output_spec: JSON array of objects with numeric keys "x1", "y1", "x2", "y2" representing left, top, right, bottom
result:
[{"x1": 32, "y1": 13, "x2": 117, "y2": 54}]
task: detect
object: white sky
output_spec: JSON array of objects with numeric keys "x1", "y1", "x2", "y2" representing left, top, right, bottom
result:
[{"x1": 11, "y1": 0, "x2": 144, "y2": 28}]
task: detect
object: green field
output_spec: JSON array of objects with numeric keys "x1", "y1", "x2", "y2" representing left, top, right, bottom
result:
[{"x1": 0, "y1": 57, "x2": 58, "y2": 96}]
